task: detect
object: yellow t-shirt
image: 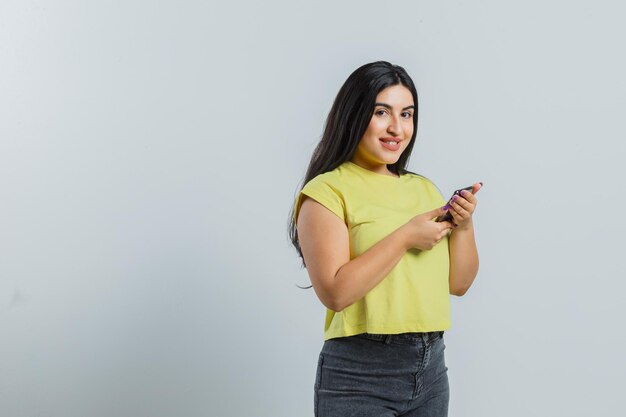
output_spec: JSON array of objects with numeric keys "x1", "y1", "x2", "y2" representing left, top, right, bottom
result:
[{"x1": 294, "y1": 160, "x2": 451, "y2": 341}]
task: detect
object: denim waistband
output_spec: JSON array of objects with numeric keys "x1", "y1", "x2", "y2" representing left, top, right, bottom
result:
[{"x1": 353, "y1": 331, "x2": 444, "y2": 345}]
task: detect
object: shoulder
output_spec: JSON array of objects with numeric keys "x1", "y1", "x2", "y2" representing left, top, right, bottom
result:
[
  {"x1": 404, "y1": 171, "x2": 446, "y2": 203},
  {"x1": 404, "y1": 171, "x2": 440, "y2": 190},
  {"x1": 296, "y1": 166, "x2": 348, "y2": 224},
  {"x1": 303, "y1": 164, "x2": 351, "y2": 192}
]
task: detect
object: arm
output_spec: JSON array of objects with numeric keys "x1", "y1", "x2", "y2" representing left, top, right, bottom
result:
[
  {"x1": 297, "y1": 196, "x2": 451, "y2": 312},
  {"x1": 448, "y1": 219, "x2": 479, "y2": 296},
  {"x1": 297, "y1": 196, "x2": 408, "y2": 312},
  {"x1": 445, "y1": 184, "x2": 482, "y2": 296}
]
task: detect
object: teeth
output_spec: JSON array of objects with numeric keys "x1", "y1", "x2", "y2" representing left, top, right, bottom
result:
[{"x1": 383, "y1": 141, "x2": 398, "y2": 145}]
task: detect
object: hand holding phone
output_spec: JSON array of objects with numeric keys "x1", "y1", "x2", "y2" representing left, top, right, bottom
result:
[{"x1": 435, "y1": 183, "x2": 483, "y2": 223}]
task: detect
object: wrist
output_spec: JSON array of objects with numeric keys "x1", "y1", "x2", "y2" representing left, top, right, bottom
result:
[
  {"x1": 453, "y1": 219, "x2": 474, "y2": 233},
  {"x1": 397, "y1": 223, "x2": 412, "y2": 251}
]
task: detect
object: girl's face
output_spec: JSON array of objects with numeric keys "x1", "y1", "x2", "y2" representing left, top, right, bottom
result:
[{"x1": 351, "y1": 84, "x2": 415, "y2": 176}]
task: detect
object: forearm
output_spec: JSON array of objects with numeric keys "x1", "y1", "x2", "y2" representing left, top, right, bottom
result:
[
  {"x1": 331, "y1": 225, "x2": 409, "y2": 311},
  {"x1": 448, "y1": 220, "x2": 479, "y2": 296}
]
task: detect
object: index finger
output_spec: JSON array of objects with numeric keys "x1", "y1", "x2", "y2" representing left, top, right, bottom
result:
[{"x1": 439, "y1": 220, "x2": 455, "y2": 231}]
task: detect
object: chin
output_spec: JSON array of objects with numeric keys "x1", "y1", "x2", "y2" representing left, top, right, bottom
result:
[{"x1": 385, "y1": 154, "x2": 403, "y2": 164}]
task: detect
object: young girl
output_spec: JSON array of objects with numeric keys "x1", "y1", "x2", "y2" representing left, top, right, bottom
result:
[{"x1": 288, "y1": 61, "x2": 481, "y2": 417}]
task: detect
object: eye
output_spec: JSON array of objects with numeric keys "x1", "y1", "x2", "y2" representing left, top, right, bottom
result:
[
  {"x1": 402, "y1": 111, "x2": 413, "y2": 119},
  {"x1": 375, "y1": 109, "x2": 388, "y2": 116}
]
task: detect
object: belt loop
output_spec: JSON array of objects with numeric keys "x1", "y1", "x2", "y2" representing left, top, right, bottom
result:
[{"x1": 384, "y1": 334, "x2": 392, "y2": 344}]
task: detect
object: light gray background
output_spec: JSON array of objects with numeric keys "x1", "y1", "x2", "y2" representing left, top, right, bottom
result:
[{"x1": 1, "y1": 0, "x2": 624, "y2": 416}]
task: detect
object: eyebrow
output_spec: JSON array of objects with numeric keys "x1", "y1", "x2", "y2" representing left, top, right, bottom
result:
[{"x1": 374, "y1": 103, "x2": 415, "y2": 111}]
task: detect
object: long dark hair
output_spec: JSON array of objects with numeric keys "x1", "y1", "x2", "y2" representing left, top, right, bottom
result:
[{"x1": 288, "y1": 61, "x2": 421, "y2": 288}]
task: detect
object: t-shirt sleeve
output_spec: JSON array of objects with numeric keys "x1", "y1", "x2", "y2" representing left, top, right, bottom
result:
[{"x1": 293, "y1": 178, "x2": 346, "y2": 224}]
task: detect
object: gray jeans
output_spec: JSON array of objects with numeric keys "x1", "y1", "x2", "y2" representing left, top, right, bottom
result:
[{"x1": 314, "y1": 331, "x2": 449, "y2": 417}]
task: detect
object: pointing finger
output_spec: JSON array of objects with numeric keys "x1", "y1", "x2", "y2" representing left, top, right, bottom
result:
[{"x1": 439, "y1": 221, "x2": 455, "y2": 231}]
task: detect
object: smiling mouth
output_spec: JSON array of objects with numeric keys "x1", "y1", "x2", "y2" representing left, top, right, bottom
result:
[
  {"x1": 379, "y1": 139, "x2": 401, "y2": 151},
  {"x1": 380, "y1": 138, "x2": 402, "y2": 144}
]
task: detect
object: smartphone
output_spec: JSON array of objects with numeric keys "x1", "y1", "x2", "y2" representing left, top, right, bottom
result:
[{"x1": 435, "y1": 185, "x2": 475, "y2": 223}]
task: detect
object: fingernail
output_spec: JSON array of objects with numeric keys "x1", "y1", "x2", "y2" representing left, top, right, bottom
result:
[
  {"x1": 460, "y1": 190, "x2": 466, "y2": 196},
  {"x1": 453, "y1": 195, "x2": 458, "y2": 201},
  {"x1": 443, "y1": 205, "x2": 450, "y2": 210}
]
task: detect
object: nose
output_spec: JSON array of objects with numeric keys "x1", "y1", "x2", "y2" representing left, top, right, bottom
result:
[{"x1": 387, "y1": 114, "x2": 403, "y2": 136}]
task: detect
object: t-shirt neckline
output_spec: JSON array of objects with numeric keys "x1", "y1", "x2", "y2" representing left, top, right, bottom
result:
[{"x1": 345, "y1": 161, "x2": 403, "y2": 180}]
